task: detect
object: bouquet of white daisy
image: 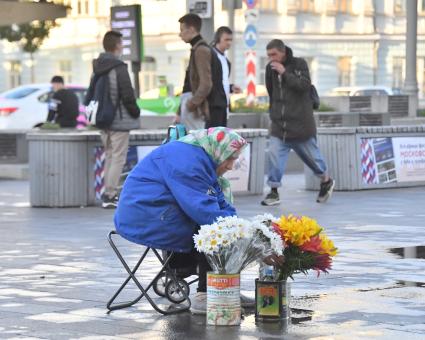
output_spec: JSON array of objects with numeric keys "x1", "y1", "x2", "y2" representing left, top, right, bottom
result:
[{"x1": 193, "y1": 216, "x2": 283, "y2": 274}]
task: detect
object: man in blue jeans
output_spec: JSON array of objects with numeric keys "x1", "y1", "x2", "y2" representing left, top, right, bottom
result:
[{"x1": 261, "y1": 39, "x2": 335, "y2": 206}]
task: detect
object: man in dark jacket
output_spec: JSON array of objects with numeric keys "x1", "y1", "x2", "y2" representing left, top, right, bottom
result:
[
  {"x1": 85, "y1": 30, "x2": 140, "y2": 209},
  {"x1": 46, "y1": 76, "x2": 78, "y2": 127},
  {"x1": 261, "y1": 39, "x2": 334, "y2": 206},
  {"x1": 211, "y1": 26, "x2": 242, "y2": 127}
]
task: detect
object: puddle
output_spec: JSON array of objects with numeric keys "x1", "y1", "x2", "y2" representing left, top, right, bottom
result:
[
  {"x1": 396, "y1": 280, "x2": 425, "y2": 288},
  {"x1": 290, "y1": 307, "x2": 313, "y2": 324},
  {"x1": 389, "y1": 245, "x2": 425, "y2": 259},
  {"x1": 247, "y1": 307, "x2": 314, "y2": 326},
  {"x1": 357, "y1": 280, "x2": 425, "y2": 292}
]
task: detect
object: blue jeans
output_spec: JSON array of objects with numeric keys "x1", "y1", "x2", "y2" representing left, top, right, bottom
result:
[{"x1": 267, "y1": 136, "x2": 328, "y2": 188}]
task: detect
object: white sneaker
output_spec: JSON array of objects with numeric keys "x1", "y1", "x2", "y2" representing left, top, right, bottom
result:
[{"x1": 190, "y1": 292, "x2": 206, "y2": 315}]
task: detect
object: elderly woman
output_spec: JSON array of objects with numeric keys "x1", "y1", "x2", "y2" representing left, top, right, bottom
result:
[{"x1": 114, "y1": 127, "x2": 248, "y2": 314}]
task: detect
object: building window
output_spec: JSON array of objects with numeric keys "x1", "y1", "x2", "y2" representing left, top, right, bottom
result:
[
  {"x1": 301, "y1": 0, "x2": 316, "y2": 12},
  {"x1": 420, "y1": 0, "x2": 425, "y2": 13},
  {"x1": 338, "y1": 57, "x2": 351, "y2": 86},
  {"x1": 337, "y1": 0, "x2": 352, "y2": 14},
  {"x1": 94, "y1": 0, "x2": 99, "y2": 15},
  {"x1": 259, "y1": 0, "x2": 278, "y2": 12},
  {"x1": 393, "y1": 57, "x2": 404, "y2": 90},
  {"x1": 76, "y1": 0, "x2": 89, "y2": 15},
  {"x1": 142, "y1": 56, "x2": 157, "y2": 93},
  {"x1": 9, "y1": 61, "x2": 22, "y2": 89},
  {"x1": 58, "y1": 60, "x2": 72, "y2": 83},
  {"x1": 77, "y1": 0, "x2": 82, "y2": 15},
  {"x1": 394, "y1": 0, "x2": 406, "y2": 14}
]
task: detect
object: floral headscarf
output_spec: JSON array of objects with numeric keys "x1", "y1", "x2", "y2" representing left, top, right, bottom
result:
[{"x1": 179, "y1": 127, "x2": 247, "y2": 203}]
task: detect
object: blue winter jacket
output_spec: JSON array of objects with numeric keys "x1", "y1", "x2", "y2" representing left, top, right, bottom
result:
[{"x1": 114, "y1": 141, "x2": 236, "y2": 253}]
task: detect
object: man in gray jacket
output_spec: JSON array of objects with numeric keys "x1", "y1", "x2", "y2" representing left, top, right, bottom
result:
[{"x1": 86, "y1": 31, "x2": 140, "y2": 209}]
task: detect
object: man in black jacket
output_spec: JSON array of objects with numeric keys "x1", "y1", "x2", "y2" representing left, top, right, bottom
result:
[
  {"x1": 261, "y1": 39, "x2": 334, "y2": 206},
  {"x1": 210, "y1": 26, "x2": 242, "y2": 127},
  {"x1": 47, "y1": 76, "x2": 78, "y2": 127},
  {"x1": 85, "y1": 31, "x2": 140, "y2": 209}
]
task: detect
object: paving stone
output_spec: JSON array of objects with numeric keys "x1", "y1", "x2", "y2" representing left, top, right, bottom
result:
[{"x1": 0, "y1": 175, "x2": 424, "y2": 339}]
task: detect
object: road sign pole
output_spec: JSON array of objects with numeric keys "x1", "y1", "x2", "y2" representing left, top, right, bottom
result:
[
  {"x1": 132, "y1": 61, "x2": 141, "y2": 98},
  {"x1": 243, "y1": 0, "x2": 258, "y2": 105}
]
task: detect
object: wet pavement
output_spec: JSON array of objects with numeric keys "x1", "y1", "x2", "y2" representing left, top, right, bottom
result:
[{"x1": 0, "y1": 174, "x2": 424, "y2": 339}]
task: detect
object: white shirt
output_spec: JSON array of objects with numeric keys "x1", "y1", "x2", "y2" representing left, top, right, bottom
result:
[{"x1": 214, "y1": 48, "x2": 230, "y2": 106}]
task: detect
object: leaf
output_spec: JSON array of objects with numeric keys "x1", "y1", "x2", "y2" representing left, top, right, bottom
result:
[{"x1": 0, "y1": 20, "x2": 57, "y2": 54}]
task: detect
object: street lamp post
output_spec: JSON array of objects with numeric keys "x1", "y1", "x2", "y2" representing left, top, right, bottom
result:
[{"x1": 404, "y1": 0, "x2": 419, "y2": 117}]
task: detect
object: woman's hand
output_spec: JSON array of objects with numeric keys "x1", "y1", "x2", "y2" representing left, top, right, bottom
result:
[{"x1": 263, "y1": 254, "x2": 285, "y2": 266}]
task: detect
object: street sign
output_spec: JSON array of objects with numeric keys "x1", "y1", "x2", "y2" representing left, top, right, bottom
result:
[
  {"x1": 188, "y1": 0, "x2": 212, "y2": 18},
  {"x1": 244, "y1": 24, "x2": 257, "y2": 48},
  {"x1": 111, "y1": 5, "x2": 143, "y2": 62},
  {"x1": 244, "y1": 8, "x2": 259, "y2": 23},
  {"x1": 244, "y1": 0, "x2": 257, "y2": 9}
]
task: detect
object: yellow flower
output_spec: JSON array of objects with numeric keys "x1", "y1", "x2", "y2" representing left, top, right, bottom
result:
[
  {"x1": 276, "y1": 214, "x2": 322, "y2": 246},
  {"x1": 319, "y1": 233, "x2": 338, "y2": 256}
]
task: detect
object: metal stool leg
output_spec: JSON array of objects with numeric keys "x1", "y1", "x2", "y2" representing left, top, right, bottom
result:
[
  {"x1": 107, "y1": 232, "x2": 150, "y2": 310},
  {"x1": 106, "y1": 231, "x2": 191, "y2": 315}
]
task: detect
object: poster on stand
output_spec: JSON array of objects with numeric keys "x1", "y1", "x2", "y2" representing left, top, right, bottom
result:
[
  {"x1": 224, "y1": 143, "x2": 251, "y2": 192},
  {"x1": 360, "y1": 137, "x2": 425, "y2": 184}
]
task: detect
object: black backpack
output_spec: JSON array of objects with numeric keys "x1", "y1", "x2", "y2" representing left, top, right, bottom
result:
[
  {"x1": 310, "y1": 84, "x2": 320, "y2": 110},
  {"x1": 86, "y1": 72, "x2": 120, "y2": 129}
]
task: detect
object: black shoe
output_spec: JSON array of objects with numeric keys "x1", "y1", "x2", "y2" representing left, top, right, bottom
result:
[
  {"x1": 317, "y1": 179, "x2": 335, "y2": 203},
  {"x1": 261, "y1": 191, "x2": 280, "y2": 206},
  {"x1": 102, "y1": 195, "x2": 119, "y2": 209}
]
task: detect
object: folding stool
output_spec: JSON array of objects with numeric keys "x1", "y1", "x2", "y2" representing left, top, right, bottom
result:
[{"x1": 106, "y1": 231, "x2": 191, "y2": 315}]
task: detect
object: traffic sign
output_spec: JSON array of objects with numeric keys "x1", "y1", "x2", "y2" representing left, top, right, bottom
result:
[
  {"x1": 244, "y1": 0, "x2": 257, "y2": 9},
  {"x1": 111, "y1": 5, "x2": 143, "y2": 62},
  {"x1": 188, "y1": 0, "x2": 212, "y2": 19},
  {"x1": 244, "y1": 24, "x2": 257, "y2": 48},
  {"x1": 244, "y1": 8, "x2": 259, "y2": 23}
]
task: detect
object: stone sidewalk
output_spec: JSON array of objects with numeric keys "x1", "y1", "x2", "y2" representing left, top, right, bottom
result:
[{"x1": 0, "y1": 174, "x2": 424, "y2": 339}]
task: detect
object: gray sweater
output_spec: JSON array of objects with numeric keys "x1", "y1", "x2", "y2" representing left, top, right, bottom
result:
[{"x1": 87, "y1": 52, "x2": 140, "y2": 131}]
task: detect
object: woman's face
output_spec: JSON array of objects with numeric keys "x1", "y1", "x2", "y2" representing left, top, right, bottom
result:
[{"x1": 216, "y1": 157, "x2": 237, "y2": 176}]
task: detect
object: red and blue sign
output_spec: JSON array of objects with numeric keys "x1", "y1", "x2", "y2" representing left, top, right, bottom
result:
[
  {"x1": 244, "y1": 24, "x2": 257, "y2": 48},
  {"x1": 244, "y1": 0, "x2": 257, "y2": 9}
]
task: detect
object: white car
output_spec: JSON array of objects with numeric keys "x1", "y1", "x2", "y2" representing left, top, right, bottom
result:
[
  {"x1": 329, "y1": 86, "x2": 400, "y2": 97},
  {"x1": 0, "y1": 84, "x2": 87, "y2": 129}
]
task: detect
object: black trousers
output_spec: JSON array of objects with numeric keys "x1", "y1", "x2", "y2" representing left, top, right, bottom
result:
[
  {"x1": 197, "y1": 253, "x2": 211, "y2": 292},
  {"x1": 205, "y1": 107, "x2": 227, "y2": 128},
  {"x1": 168, "y1": 249, "x2": 211, "y2": 293}
]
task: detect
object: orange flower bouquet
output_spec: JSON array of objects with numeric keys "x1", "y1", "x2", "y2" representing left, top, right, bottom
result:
[{"x1": 270, "y1": 214, "x2": 338, "y2": 281}]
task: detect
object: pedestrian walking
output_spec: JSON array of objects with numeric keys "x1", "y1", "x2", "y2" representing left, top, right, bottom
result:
[
  {"x1": 261, "y1": 39, "x2": 335, "y2": 206},
  {"x1": 85, "y1": 31, "x2": 140, "y2": 209},
  {"x1": 209, "y1": 26, "x2": 242, "y2": 127},
  {"x1": 46, "y1": 75, "x2": 79, "y2": 128},
  {"x1": 174, "y1": 14, "x2": 228, "y2": 130}
]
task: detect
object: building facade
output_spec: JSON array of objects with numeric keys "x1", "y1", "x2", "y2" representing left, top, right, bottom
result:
[{"x1": 1, "y1": 0, "x2": 425, "y2": 99}]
